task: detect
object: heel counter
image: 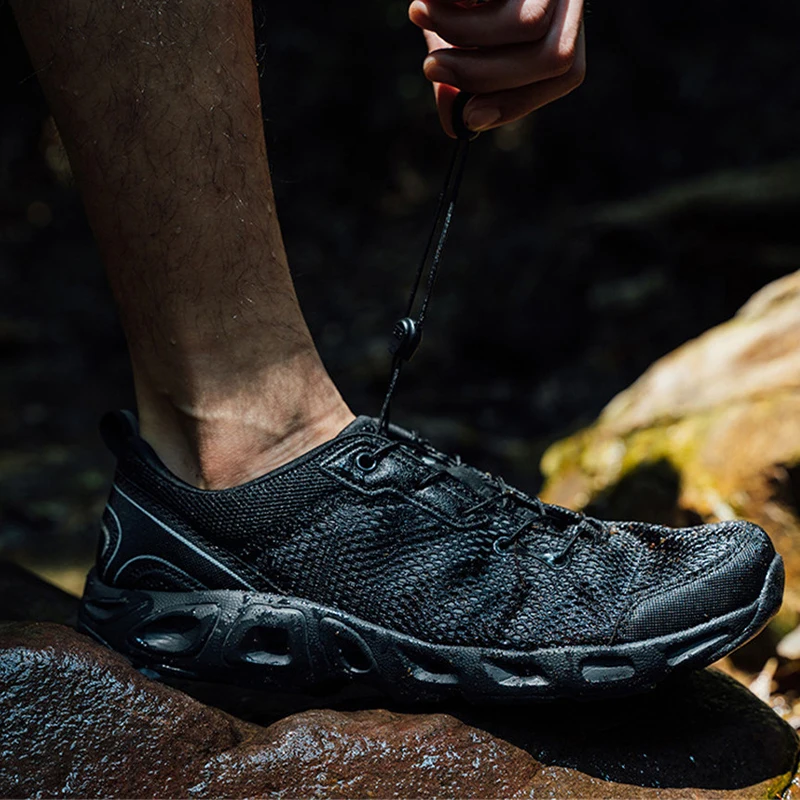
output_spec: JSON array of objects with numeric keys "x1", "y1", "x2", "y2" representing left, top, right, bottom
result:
[
  {"x1": 101, "y1": 480, "x2": 256, "y2": 592},
  {"x1": 100, "y1": 483, "x2": 205, "y2": 591},
  {"x1": 97, "y1": 489, "x2": 123, "y2": 583}
]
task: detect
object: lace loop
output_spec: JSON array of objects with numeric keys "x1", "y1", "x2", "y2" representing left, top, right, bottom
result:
[{"x1": 356, "y1": 429, "x2": 605, "y2": 565}]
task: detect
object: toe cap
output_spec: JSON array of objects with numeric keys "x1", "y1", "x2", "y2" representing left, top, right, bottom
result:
[{"x1": 614, "y1": 521, "x2": 778, "y2": 644}]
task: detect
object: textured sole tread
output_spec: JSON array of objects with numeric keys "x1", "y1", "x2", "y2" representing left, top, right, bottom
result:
[{"x1": 77, "y1": 552, "x2": 784, "y2": 703}]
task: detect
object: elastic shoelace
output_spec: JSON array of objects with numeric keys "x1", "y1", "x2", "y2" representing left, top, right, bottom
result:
[
  {"x1": 372, "y1": 97, "x2": 603, "y2": 563},
  {"x1": 368, "y1": 429, "x2": 604, "y2": 564},
  {"x1": 377, "y1": 95, "x2": 474, "y2": 434}
]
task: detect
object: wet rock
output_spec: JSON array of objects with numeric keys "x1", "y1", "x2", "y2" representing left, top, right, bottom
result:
[
  {"x1": 541, "y1": 270, "x2": 800, "y2": 609},
  {"x1": 0, "y1": 622, "x2": 796, "y2": 798}
]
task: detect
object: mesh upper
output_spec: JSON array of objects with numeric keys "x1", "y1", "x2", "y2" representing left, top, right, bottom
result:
[{"x1": 105, "y1": 415, "x2": 767, "y2": 650}]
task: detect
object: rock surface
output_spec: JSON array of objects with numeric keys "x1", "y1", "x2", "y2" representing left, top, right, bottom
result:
[
  {"x1": 541, "y1": 270, "x2": 800, "y2": 609},
  {"x1": 0, "y1": 619, "x2": 797, "y2": 799}
]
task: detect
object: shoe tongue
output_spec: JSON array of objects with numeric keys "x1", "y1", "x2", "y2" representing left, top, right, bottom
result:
[
  {"x1": 445, "y1": 462, "x2": 497, "y2": 498},
  {"x1": 337, "y1": 415, "x2": 382, "y2": 436},
  {"x1": 344, "y1": 416, "x2": 498, "y2": 497},
  {"x1": 338, "y1": 415, "x2": 419, "y2": 441}
]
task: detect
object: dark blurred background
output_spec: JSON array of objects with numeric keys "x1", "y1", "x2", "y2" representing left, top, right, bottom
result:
[{"x1": 1, "y1": 0, "x2": 799, "y2": 589}]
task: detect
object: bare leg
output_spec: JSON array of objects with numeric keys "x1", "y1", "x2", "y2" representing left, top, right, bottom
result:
[{"x1": 11, "y1": 0, "x2": 354, "y2": 489}]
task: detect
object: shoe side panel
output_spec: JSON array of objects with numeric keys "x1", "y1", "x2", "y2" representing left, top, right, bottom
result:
[{"x1": 97, "y1": 480, "x2": 264, "y2": 592}]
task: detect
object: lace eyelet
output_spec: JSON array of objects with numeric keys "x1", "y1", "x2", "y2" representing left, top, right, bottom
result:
[
  {"x1": 493, "y1": 537, "x2": 512, "y2": 555},
  {"x1": 536, "y1": 551, "x2": 570, "y2": 570},
  {"x1": 355, "y1": 451, "x2": 378, "y2": 473}
]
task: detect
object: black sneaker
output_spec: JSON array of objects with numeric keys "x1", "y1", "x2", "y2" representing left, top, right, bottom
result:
[{"x1": 78, "y1": 410, "x2": 784, "y2": 702}]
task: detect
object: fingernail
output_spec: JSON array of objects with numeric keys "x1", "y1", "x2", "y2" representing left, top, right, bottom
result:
[
  {"x1": 423, "y1": 58, "x2": 457, "y2": 87},
  {"x1": 465, "y1": 106, "x2": 501, "y2": 131}
]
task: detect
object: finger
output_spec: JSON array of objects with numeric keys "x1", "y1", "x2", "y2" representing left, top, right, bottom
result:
[
  {"x1": 427, "y1": 21, "x2": 585, "y2": 137},
  {"x1": 432, "y1": 82, "x2": 462, "y2": 138},
  {"x1": 409, "y1": 0, "x2": 557, "y2": 49},
  {"x1": 461, "y1": 23, "x2": 585, "y2": 131},
  {"x1": 423, "y1": 0, "x2": 583, "y2": 94},
  {"x1": 422, "y1": 30, "x2": 461, "y2": 137},
  {"x1": 423, "y1": 28, "x2": 452, "y2": 55}
]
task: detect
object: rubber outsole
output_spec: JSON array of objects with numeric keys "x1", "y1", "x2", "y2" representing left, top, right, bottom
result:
[{"x1": 77, "y1": 553, "x2": 785, "y2": 703}]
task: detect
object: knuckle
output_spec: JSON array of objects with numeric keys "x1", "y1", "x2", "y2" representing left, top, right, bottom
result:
[
  {"x1": 571, "y1": 61, "x2": 586, "y2": 88},
  {"x1": 549, "y1": 40, "x2": 577, "y2": 76},
  {"x1": 519, "y1": 2, "x2": 553, "y2": 38}
]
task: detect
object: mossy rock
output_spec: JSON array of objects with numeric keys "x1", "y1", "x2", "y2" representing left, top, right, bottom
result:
[{"x1": 541, "y1": 271, "x2": 800, "y2": 612}]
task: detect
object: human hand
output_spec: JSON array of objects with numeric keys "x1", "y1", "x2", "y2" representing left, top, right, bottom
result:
[{"x1": 408, "y1": 0, "x2": 586, "y2": 136}]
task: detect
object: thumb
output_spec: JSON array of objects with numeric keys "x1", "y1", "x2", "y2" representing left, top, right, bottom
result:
[{"x1": 433, "y1": 82, "x2": 461, "y2": 138}]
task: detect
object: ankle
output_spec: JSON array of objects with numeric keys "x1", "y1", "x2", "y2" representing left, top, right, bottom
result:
[{"x1": 135, "y1": 367, "x2": 354, "y2": 490}]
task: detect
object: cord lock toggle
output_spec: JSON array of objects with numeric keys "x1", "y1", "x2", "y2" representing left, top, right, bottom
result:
[{"x1": 388, "y1": 317, "x2": 422, "y2": 361}]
